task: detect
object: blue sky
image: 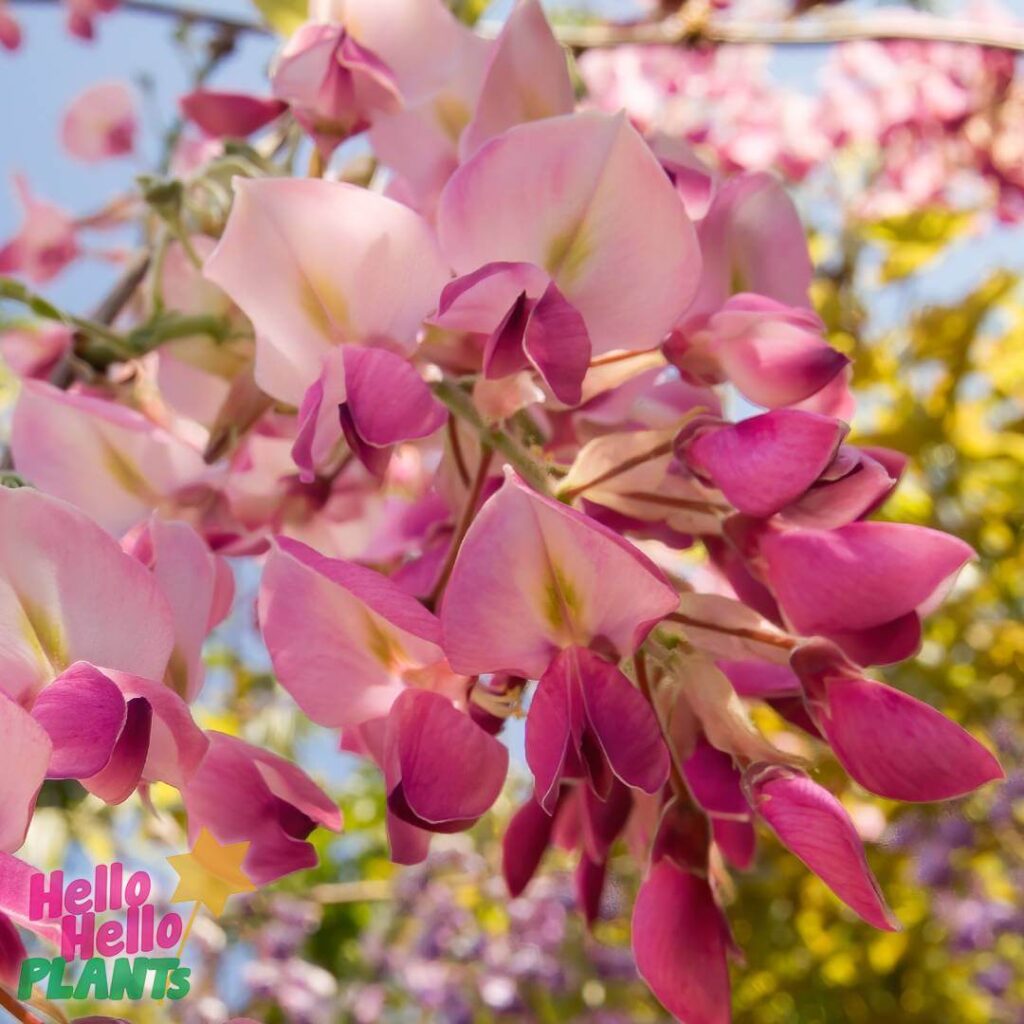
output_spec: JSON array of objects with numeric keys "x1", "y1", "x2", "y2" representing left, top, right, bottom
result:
[{"x1": 0, "y1": 1, "x2": 277, "y2": 309}]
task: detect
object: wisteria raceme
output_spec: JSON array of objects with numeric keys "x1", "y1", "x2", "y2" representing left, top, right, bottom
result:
[
  {"x1": 0, "y1": 1, "x2": 1008, "y2": 1021},
  {"x1": 580, "y1": 5, "x2": 1024, "y2": 221}
]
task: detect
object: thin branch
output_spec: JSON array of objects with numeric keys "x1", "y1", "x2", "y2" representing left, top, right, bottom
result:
[
  {"x1": 0, "y1": 988, "x2": 44, "y2": 1024},
  {"x1": 702, "y1": 13, "x2": 1024, "y2": 50},
  {"x1": 506, "y1": 9, "x2": 1024, "y2": 52},
  {"x1": 666, "y1": 611, "x2": 798, "y2": 652},
  {"x1": 431, "y1": 378, "x2": 553, "y2": 496},
  {"x1": 12, "y1": 0, "x2": 1024, "y2": 52},
  {"x1": 12, "y1": 0, "x2": 271, "y2": 33},
  {"x1": 427, "y1": 443, "x2": 494, "y2": 608},
  {"x1": 558, "y1": 439, "x2": 674, "y2": 502}
]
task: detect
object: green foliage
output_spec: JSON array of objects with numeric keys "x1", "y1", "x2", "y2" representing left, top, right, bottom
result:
[
  {"x1": 249, "y1": 0, "x2": 306, "y2": 34},
  {"x1": 862, "y1": 208, "x2": 975, "y2": 282}
]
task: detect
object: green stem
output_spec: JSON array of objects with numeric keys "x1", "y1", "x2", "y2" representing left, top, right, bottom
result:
[
  {"x1": 431, "y1": 378, "x2": 553, "y2": 496},
  {"x1": 0, "y1": 277, "x2": 133, "y2": 359}
]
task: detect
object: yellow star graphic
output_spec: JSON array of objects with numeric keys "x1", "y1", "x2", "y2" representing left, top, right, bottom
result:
[{"x1": 167, "y1": 828, "x2": 256, "y2": 917}]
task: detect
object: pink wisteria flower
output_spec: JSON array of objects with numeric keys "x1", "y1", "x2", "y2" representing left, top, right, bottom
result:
[
  {"x1": 60, "y1": 81, "x2": 137, "y2": 162},
  {"x1": 0, "y1": 175, "x2": 79, "y2": 283},
  {"x1": 0, "y1": 1, "x2": 1009, "y2": 1019},
  {"x1": 260, "y1": 535, "x2": 506, "y2": 863},
  {"x1": 179, "y1": 89, "x2": 288, "y2": 139}
]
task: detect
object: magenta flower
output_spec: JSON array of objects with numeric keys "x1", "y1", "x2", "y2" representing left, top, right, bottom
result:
[
  {"x1": 792, "y1": 639, "x2": 1003, "y2": 801},
  {"x1": 743, "y1": 763, "x2": 897, "y2": 929},
  {"x1": 760, "y1": 520, "x2": 975, "y2": 663},
  {"x1": 0, "y1": 175, "x2": 79, "y2": 284},
  {"x1": 179, "y1": 89, "x2": 288, "y2": 138}
]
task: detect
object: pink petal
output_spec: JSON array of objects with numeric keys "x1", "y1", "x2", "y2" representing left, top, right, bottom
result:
[
  {"x1": 683, "y1": 734, "x2": 747, "y2": 817},
  {"x1": 522, "y1": 279, "x2": 592, "y2": 406},
  {"x1": 459, "y1": 0, "x2": 574, "y2": 158},
  {"x1": 482, "y1": 291, "x2": 532, "y2": 379},
  {"x1": 574, "y1": 648, "x2": 669, "y2": 795},
  {"x1": 334, "y1": 0, "x2": 487, "y2": 102},
  {"x1": 717, "y1": 659, "x2": 801, "y2": 698},
  {"x1": 127, "y1": 516, "x2": 234, "y2": 701},
  {"x1": 179, "y1": 89, "x2": 287, "y2": 137},
  {"x1": 681, "y1": 409, "x2": 847, "y2": 518},
  {"x1": 11, "y1": 381, "x2": 208, "y2": 537},
  {"x1": 525, "y1": 654, "x2": 577, "y2": 811},
  {"x1": 441, "y1": 468, "x2": 678, "y2": 678},
  {"x1": 792, "y1": 645, "x2": 1003, "y2": 802},
  {"x1": 0, "y1": 11, "x2": 21, "y2": 51},
  {"x1": 0, "y1": 324, "x2": 72, "y2": 381},
  {"x1": 0, "y1": 696, "x2": 50, "y2": 852},
  {"x1": 745, "y1": 764, "x2": 897, "y2": 929},
  {"x1": 101, "y1": 669, "x2": 208, "y2": 791},
  {"x1": 291, "y1": 347, "x2": 349, "y2": 483},
  {"x1": 433, "y1": 261, "x2": 550, "y2": 334},
  {"x1": 260, "y1": 537, "x2": 446, "y2": 729},
  {"x1": 387, "y1": 810, "x2": 432, "y2": 865},
  {"x1": 271, "y1": 23, "x2": 401, "y2": 155},
  {"x1": 580, "y1": 778, "x2": 632, "y2": 863},
  {"x1": 706, "y1": 296, "x2": 849, "y2": 409},
  {"x1": 576, "y1": 854, "x2": 607, "y2": 925},
  {"x1": 761, "y1": 521, "x2": 974, "y2": 636},
  {"x1": 503, "y1": 795, "x2": 557, "y2": 897},
  {"x1": 0, "y1": 487, "x2": 175, "y2": 705},
  {"x1": 826, "y1": 613, "x2": 922, "y2": 667},
  {"x1": 713, "y1": 818, "x2": 756, "y2": 870},
  {"x1": 341, "y1": 345, "x2": 446, "y2": 447},
  {"x1": 438, "y1": 111, "x2": 700, "y2": 355},
  {"x1": 0, "y1": 175, "x2": 79, "y2": 284},
  {"x1": 651, "y1": 797, "x2": 713, "y2": 874},
  {"x1": 0, "y1": 914, "x2": 26, "y2": 988},
  {"x1": 0, "y1": 852, "x2": 61, "y2": 944},
  {"x1": 650, "y1": 135, "x2": 717, "y2": 220},
  {"x1": 82, "y1": 697, "x2": 152, "y2": 804},
  {"x1": 204, "y1": 178, "x2": 449, "y2": 405},
  {"x1": 61, "y1": 82, "x2": 137, "y2": 162},
  {"x1": 688, "y1": 171, "x2": 812, "y2": 322},
  {"x1": 632, "y1": 861, "x2": 731, "y2": 1024},
  {"x1": 31, "y1": 662, "x2": 126, "y2": 779},
  {"x1": 781, "y1": 447, "x2": 898, "y2": 529},
  {"x1": 183, "y1": 732, "x2": 341, "y2": 885},
  {"x1": 384, "y1": 688, "x2": 508, "y2": 829}
]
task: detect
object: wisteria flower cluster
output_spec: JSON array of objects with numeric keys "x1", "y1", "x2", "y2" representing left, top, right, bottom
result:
[
  {"x1": 0, "y1": 1, "x2": 1006, "y2": 1021},
  {"x1": 580, "y1": 5, "x2": 1024, "y2": 221}
]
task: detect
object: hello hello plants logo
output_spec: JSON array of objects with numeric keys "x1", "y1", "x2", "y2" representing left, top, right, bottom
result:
[{"x1": 18, "y1": 829, "x2": 255, "y2": 1003}]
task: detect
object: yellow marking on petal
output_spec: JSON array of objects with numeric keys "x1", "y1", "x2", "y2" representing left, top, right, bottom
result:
[
  {"x1": 299, "y1": 272, "x2": 350, "y2": 342},
  {"x1": 730, "y1": 263, "x2": 748, "y2": 295},
  {"x1": 434, "y1": 93, "x2": 471, "y2": 143},
  {"x1": 166, "y1": 647, "x2": 190, "y2": 699},
  {"x1": 364, "y1": 612, "x2": 405, "y2": 670},
  {"x1": 519, "y1": 88, "x2": 559, "y2": 123},
  {"x1": 101, "y1": 438, "x2": 160, "y2": 504},
  {"x1": 545, "y1": 222, "x2": 591, "y2": 287},
  {"x1": 542, "y1": 563, "x2": 583, "y2": 641},
  {"x1": 20, "y1": 597, "x2": 68, "y2": 675}
]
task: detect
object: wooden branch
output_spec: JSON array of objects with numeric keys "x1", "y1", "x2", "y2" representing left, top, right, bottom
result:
[{"x1": 11, "y1": 0, "x2": 1024, "y2": 52}]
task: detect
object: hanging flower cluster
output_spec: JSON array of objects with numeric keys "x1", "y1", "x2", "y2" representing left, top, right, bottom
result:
[
  {"x1": 0, "y1": 1, "x2": 1005, "y2": 1020},
  {"x1": 580, "y1": 3, "x2": 1024, "y2": 220}
]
